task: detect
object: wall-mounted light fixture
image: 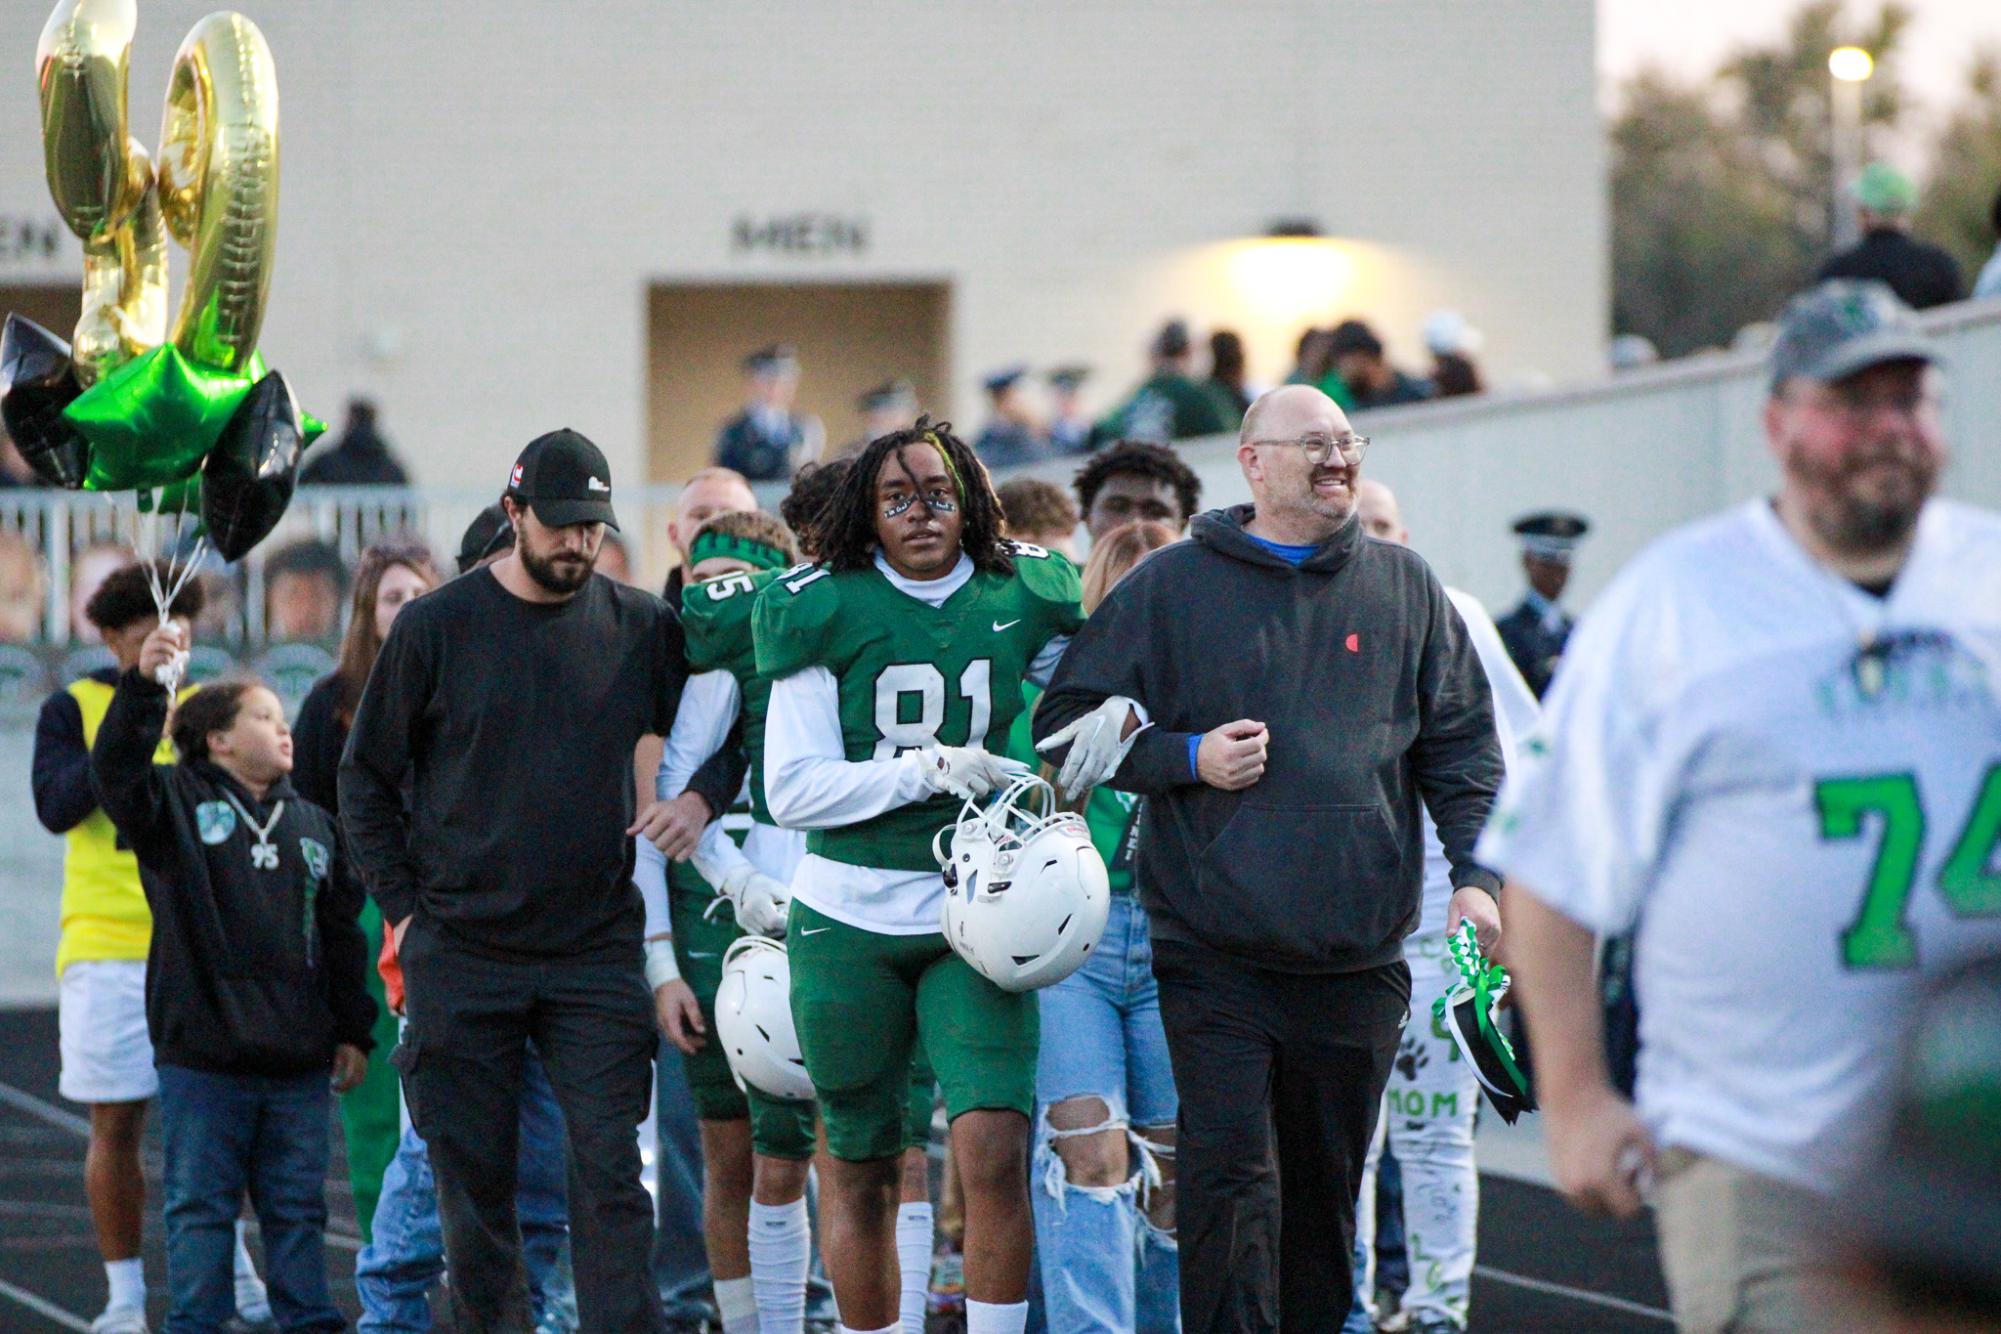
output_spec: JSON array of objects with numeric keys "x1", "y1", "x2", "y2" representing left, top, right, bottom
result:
[{"x1": 1265, "y1": 217, "x2": 1324, "y2": 239}]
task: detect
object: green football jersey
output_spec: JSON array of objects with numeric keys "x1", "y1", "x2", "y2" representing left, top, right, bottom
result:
[
  {"x1": 682, "y1": 567, "x2": 782, "y2": 824},
  {"x1": 753, "y1": 543, "x2": 1085, "y2": 872}
]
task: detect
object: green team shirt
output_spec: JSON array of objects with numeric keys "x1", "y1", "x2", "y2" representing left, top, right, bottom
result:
[
  {"x1": 753, "y1": 543, "x2": 1085, "y2": 873},
  {"x1": 682, "y1": 567, "x2": 782, "y2": 824}
]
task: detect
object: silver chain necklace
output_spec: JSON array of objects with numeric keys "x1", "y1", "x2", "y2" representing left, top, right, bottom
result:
[{"x1": 222, "y1": 790, "x2": 285, "y2": 870}]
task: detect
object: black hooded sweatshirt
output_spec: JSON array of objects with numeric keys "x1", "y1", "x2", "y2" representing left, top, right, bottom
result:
[
  {"x1": 91, "y1": 671, "x2": 376, "y2": 1075},
  {"x1": 1035, "y1": 505, "x2": 1503, "y2": 973}
]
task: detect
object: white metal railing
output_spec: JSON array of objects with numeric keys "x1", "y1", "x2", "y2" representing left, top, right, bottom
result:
[{"x1": 0, "y1": 483, "x2": 728, "y2": 646}]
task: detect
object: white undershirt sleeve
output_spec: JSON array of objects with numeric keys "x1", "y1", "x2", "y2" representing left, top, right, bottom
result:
[
  {"x1": 764, "y1": 667, "x2": 934, "y2": 829},
  {"x1": 1026, "y1": 633, "x2": 1070, "y2": 689},
  {"x1": 634, "y1": 834, "x2": 671, "y2": 939},
  {"x1": 1448, "y1": 588, "x2": 1540, "y2": 767},
  {"x1": 691, "y1": 819, "x2": 757, "y2": 888},
  {"x1": 657, "y1": 670, "x2": 743, "y2": 801}
]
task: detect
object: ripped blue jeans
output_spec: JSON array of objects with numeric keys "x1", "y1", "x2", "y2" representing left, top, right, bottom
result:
[{"x1": 1033, "y1": 894, "x2": 1180, "y2": 1333}]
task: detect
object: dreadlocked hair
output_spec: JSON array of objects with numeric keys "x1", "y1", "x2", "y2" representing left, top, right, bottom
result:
[
  {"x1": 816, "y1": 417, "x2": 1014, "y2": 576},
  {"x1": 779, "y1": 459, "x2": 852, "y2": 561}
]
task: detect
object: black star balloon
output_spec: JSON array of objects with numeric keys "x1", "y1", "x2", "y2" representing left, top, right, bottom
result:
[
  {"x1": 0, "y1": 313, "x2": 91, "y2": 487},
  {"x1": 202, "y1": 370, "x2": 304, "y2": 561}
]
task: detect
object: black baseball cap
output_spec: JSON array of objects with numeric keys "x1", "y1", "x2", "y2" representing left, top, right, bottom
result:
[
  {"x1": 505, "y1": 429, "x2": 619, "y2": 530},
  {"x1": 456, "y1": 503, "x2": 514, "y2": 574}
]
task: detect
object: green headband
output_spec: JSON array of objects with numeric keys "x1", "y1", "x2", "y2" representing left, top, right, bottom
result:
[{"x1": 688, "y1": 528, "x2": 790, "y2": 573}]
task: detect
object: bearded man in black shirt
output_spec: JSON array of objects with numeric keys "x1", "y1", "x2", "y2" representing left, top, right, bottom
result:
[{"x1": 342, "y1": 429, "x2": 692, "y2": 1333}]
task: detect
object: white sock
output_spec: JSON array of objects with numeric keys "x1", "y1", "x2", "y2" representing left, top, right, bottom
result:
[
  {"x1": 715, "y1": 1274, "x2": 759, "y2": 1334},
  {"x1": 895, "y1": 1202, "x2": 934, "y2": 1334},
  {"x1": 233, "y1": 1220, "x2": 259, "y2": 1280},
  {"x1": 748, "y1": 1198, "x2": 810, "y2": 1333},
  {"x1": 104, "y1": 1258, "x2": 144, "y2": 1312},
  {"x1": 965, "y1": 1298, "x2": 1028, "y2": 1334}
]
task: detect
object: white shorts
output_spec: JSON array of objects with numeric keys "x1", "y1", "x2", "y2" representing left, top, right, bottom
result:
[{"x1": 58, "y1": 960, "x2": 157, "y2": 1104}]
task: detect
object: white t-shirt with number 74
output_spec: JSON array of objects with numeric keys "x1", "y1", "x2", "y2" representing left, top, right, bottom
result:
[{"x1": 1477, "y1": 497, "x2": 2001, "y2": 1195}]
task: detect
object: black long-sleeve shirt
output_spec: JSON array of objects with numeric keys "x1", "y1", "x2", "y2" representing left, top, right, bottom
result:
[
  {"x1": 298, "y1": 668, "x2": 743, "y2": 824},
  {"x1": 291, "y1": 674, "x2": 346, "y2": 815},
  {"x1": 1034, "y1": 506, "x2": 1504, "y2": 973},
  {"x1": 339, "y1": 569, "x2": 688, "y2": 961},
  {"x1": 1816, "y1": 228, "x2": 1965, "y2": 311},
  {"x1": 91, "y1": 670, "x2": 375, "y2": 1074},
  {"x1": 33, "y1": 672, "x2": 109, "y2": 834}
]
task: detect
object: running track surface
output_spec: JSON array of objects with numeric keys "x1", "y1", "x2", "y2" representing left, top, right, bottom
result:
[{"x1": 0, "y1": 1007, "x2": 1672, "y2": 1332}]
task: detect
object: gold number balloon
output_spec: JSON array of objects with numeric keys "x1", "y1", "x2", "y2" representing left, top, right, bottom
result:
[{"x1": 36, "y1": 0, "x2": 278, "y2": 385}]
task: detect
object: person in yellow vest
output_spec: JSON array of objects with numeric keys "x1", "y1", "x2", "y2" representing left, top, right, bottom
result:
[{"x1": 31, "y1": 563, "x2": 269, "y2": 1334}]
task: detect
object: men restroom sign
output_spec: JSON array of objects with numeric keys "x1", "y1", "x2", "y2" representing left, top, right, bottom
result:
[{"x1": 732, "y1": 213, "x2": 870, "y2": 256}]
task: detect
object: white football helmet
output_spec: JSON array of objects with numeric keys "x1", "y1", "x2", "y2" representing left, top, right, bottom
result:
[
  {"x1": 714, "y1": 937, "x2": 815, "y2": 1102},
  {"x1": 933, "y1": 774, "x2": 1110, "y2": 993}
]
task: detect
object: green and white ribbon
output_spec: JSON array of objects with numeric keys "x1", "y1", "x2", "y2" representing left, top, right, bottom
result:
[{"x1": 1433, "y1": 920, "x2": 1531, "y2": 1099}]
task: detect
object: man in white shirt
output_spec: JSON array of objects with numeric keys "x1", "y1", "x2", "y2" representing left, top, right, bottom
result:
[
  {"x1": 1351, "y1": 480, "x2": 1540, "y2": 1334},
  {"x1": 1481, "y1": 280, "x2": 2001, "y2": 1333}
]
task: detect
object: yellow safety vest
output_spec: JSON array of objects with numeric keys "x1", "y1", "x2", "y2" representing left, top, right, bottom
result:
[{"x1": 54, "y1": 678, "x2": 191, "y2": 977}]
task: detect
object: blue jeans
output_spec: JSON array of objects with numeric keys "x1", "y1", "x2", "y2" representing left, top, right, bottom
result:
[
  {"x1": 1032, "y1": 895, "x2": 1180, "y2": 1333},
  {"x1": 157, "y1": 1064, "x2": 343, "y2": 1334},
  {"x1": 356, "y1": 1050, "x2": 575, "y2": 1332}
]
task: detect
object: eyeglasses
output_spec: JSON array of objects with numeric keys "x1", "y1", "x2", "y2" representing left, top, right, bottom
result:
[
  {"x1": 882, "y1": 487, "x2": 960, "y2": 519},
  {"x1": 1790, "y1": 383, "x2": 1940, "y2": 423},
  {"x1": 1248, "y1": 433, "x2": 1371, "y2": 466}
]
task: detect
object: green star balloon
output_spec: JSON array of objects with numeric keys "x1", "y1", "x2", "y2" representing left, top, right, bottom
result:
[
  {"x1": 136, "y1": 474, "x2": 202, "y2": 518},
  {"x1": 67, "y1": 345, "x2": 268, "y2": 492}
]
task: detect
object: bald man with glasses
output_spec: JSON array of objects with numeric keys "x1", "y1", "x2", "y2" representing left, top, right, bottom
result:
[{"x1": 1035, "y1": 385, "x2": 1506, "y2": 1332}]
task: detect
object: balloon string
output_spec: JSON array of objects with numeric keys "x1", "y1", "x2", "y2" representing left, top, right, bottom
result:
[
  {"x1": 161, "y1": 532, "x2": 206, "y2": 611},
  {"x1": 166, "y1": 500, "x2": 193, "y2": 619}
]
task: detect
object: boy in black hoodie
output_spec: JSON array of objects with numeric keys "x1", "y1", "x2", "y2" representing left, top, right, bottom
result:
[{"x1": 92, "y1": 620, "x2": 375, "y2": 1334}]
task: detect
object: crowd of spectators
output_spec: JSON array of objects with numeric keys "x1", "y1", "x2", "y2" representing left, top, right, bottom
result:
[{"x1": 707, "y1": 308, "x2": 1493, "y2": 483}]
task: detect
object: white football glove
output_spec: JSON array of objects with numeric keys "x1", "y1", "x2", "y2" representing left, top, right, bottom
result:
[
  {"x1": 719, "y1": 864, "x2": 791, "y2": 938},
  {"x1": 1035, "y1": 696, "x2": 1148, "y2": 794},
  {"x1": 914, "y1": 745, "x2": 1031, "y2": 802}
]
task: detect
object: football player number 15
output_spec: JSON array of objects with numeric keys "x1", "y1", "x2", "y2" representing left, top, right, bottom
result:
[{"x1": 1816, "y1": 762, "x2": 2001, "y2": 970}]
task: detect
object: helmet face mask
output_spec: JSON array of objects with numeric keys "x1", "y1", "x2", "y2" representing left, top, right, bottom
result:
[
  {"x1": 714, "y1": 936, "x2": 815, "y2": 1101},
  {"x1": 936, "y1": 775, "x2": 1111, "y2": 993}
]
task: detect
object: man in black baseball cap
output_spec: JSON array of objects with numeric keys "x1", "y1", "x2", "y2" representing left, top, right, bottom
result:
[
  {"x1": 343, "y1": 425, "x2": 698, "y2": 1332},
  {"x1": 498, "y1": 429, "x2": 618, "y2": 596}
]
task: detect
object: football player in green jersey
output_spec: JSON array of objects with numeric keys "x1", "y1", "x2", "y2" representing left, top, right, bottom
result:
[
  {"x1": 754, "y1": 421, "x2": 1137, "y2": 1334},
  {"x1": 641, "y1": 512, "x2": 819, "y2": 1334},
  {"x1": 656, "y1": 502, "x2": 943, "y2": 1334}
]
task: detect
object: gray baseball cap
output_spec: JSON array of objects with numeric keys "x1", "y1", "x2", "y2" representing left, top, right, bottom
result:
[{"x1": 1769, "y1": 280, "x2": 1938, "y2": 393}]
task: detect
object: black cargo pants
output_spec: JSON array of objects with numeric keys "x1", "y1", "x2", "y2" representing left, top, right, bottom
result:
[
  {"x1": 395, "y1": 915, "x2": 664, "y2": 1333},
  {"x1": 1152, "y1": 938, "x2": 1409, "y2": 1333}
]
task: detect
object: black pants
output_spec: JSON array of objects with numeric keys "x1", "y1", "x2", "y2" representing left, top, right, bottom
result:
[
  {"x1": 397, "y1": 917, "x2": 663, "y2": 1333},
  {"x1": 1153, "y1": 939, "x2": 1408, "y2": 1333}
]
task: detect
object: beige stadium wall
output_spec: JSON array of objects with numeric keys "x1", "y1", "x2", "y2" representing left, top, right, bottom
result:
[
  {"x1": 997, "y1": 297, "x2": 2001, "y2": 618},
  {"x1": 0, "y1": 0, "x2": 1603, "y2": 523}
]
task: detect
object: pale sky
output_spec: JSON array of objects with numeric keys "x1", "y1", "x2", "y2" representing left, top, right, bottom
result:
[{"x1": 1599, "y1": 0, "x2": 2001, "y2": 129}]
